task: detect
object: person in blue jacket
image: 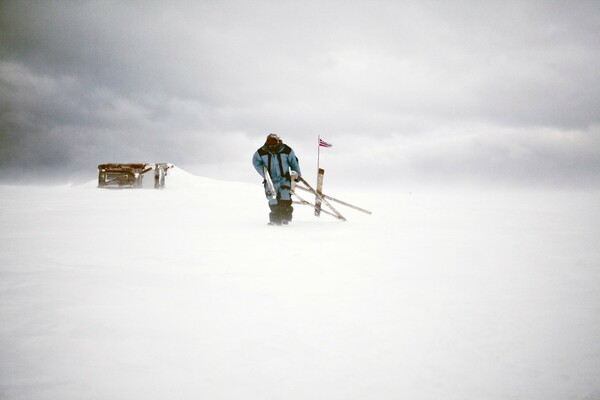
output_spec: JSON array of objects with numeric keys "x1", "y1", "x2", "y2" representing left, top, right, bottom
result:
[{"x1": 252, "y1": 134, "x2": 302, "y2": 225}]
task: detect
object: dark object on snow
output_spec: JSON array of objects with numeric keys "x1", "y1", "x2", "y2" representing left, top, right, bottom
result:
[{"x1": 98, "y1": 163, "x2": 172, "y2": 189}]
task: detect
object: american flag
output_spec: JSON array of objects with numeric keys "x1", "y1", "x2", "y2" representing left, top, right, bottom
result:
[{"x1": 319, "y1": 138, "x2": 332, "y2": 148}]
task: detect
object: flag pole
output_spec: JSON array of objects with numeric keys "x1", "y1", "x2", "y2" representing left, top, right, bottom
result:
[
  {"x1": 315, "y1": 135, "x2": 324, "y2": 217},
  {"x1": 317, "y1": 134, "x2": 321, "y2": 174}
]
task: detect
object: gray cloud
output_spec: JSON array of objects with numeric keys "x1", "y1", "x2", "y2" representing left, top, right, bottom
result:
[{"x1": 1, "y1": 0, "x2": 599, "y2": 187}]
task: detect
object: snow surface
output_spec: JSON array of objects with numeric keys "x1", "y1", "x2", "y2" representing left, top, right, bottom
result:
[{"x1": 1, "y1": 167, "x2": 599, "y2": 400}]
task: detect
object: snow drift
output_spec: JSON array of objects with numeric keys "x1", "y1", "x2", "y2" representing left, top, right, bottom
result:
[{"x1": 1, "y1": 167, "x2": 599, "y2": 400}]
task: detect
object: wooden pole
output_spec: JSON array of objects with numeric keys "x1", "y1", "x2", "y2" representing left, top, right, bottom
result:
[
  {"x1": 315, "y1": 168, "x2": 324, "y2": 216},
  {"x1": 321, "y1": 193, "x2": 372, "y2": 215},
  {"x1": 315, "y1": 135, "x2": 323, "y2": 216}
]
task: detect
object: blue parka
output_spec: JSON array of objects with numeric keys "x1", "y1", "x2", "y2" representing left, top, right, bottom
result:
[{"x1": 252, "y1": 143, "x2": 301, "y2": 204}]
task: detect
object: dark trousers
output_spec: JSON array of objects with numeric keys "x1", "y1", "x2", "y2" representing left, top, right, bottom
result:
[{"x1": 269, "y1": 200, "x2": 294, "y2": 224}]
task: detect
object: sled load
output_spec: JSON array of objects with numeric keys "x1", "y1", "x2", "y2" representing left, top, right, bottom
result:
[{"x1": 97, "y1": 163, "x2": 172, "y2": 189}]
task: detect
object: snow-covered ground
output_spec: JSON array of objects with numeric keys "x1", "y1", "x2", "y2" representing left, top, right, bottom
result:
[{"x1": 1, "y1": 167, "x2": 599, "y2": 400}]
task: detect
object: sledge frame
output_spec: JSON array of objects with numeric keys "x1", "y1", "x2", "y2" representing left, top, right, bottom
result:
[
  {"x1": 290, "y1": 172, "x2": 372, "y2": 221},
  {"x1": 98, "y1": 163, "x2": 172, "y2": 189}
]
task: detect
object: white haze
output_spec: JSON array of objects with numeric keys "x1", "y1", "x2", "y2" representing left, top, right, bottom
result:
[{"x1": 1, "y1": 168, "x2": 599, "y2": 399}]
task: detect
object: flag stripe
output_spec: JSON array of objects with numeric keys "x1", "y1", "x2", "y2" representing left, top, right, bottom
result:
[{"x1": 319, "y1": 138, "x2": 332, "y2": 148}]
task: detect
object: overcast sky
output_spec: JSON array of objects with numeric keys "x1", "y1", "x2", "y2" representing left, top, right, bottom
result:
[{"x1": 1, "y1": 0, "x2": 599, "y2": 188}]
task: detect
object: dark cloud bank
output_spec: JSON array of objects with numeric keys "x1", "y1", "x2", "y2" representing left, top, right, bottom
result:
[{"x1": 1, "y1": 0, "x2": 599, "y2": 188}]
